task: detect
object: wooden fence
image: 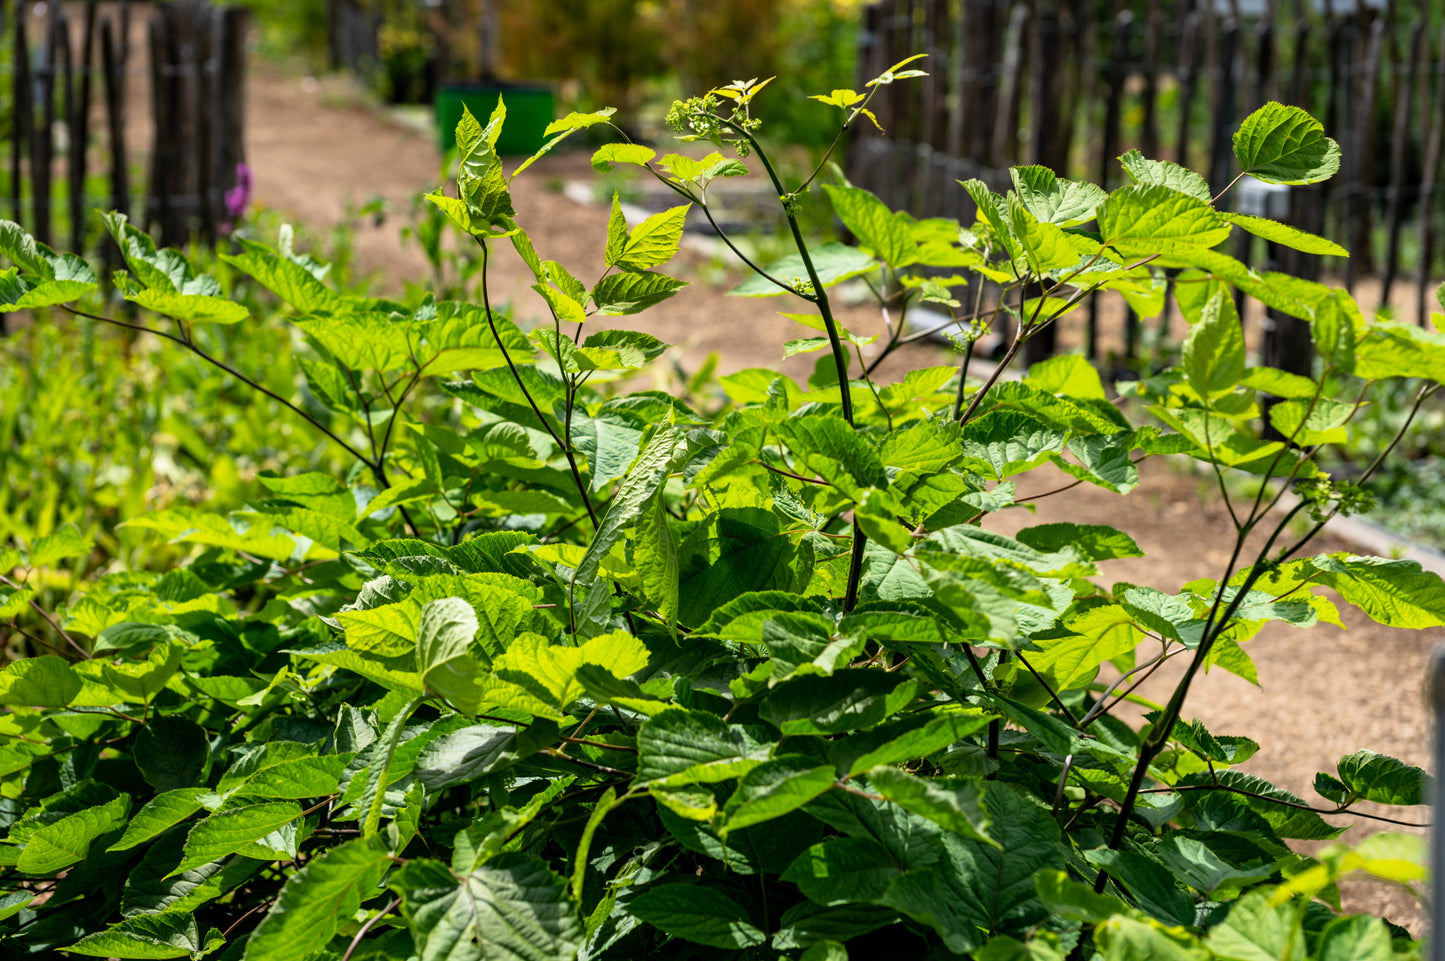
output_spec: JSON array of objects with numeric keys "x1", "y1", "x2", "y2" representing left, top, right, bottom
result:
[
  {"x1": 1, "y1": 0, "x2": 248, "y2": 257},
  {"x1": 850, "y1": 0, "x2": 1445, "y2": 365}
]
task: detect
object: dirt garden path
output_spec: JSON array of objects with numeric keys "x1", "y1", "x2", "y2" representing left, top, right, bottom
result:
[{"x1": 237, "y1": 63, "x2": 1438, "y2": 926}]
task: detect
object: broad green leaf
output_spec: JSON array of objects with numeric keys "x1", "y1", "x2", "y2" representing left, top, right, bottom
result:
[
  {"x1": 416, "y1": 598, "x2": 483, "y2": 709},
  {"x1": 1233, "y1": 102, "x2": 1341, "y2": 185},
  {"x1": 1010, "y1": 165, "x2": 1108, "y2": 226},
  {"x1": 288, "y1": 640, "x2": 424, "y2": 696},
  {"x1": 572, "y1": 411, "x2": 645, "y2": 493},
  {"x1": 829, "y1": 709, "x2": 993, "y2": 777},
  {"x1": 65, "y1": 910, "x2": 204, "y2": 958},
  {"x1": 1328, "y1": 750, "x2": 1428, "y2": 805},
  {"x1": 573, "y1": 426, "x2": 681, "y2": 636},
  {"x1": 614, "y1": 204, "x2": 691, "y2": 271},
  {"x1": 221, "y1": 238, "x2": 339, "y2": 312},
  {"x1": 628, "y1": 884, "x2": 765, "y2": 950},
  {"x1": 1024, "y1": 353, "x2": 1107, "y2": 401},
  {"x1": 676, "y1": 507, "x2": 809, "y2": 627},
  {"x1": 591, "y1": 143, "x2": 656, "y2": 169},
  {"x1": 454, "y1": 103, "x2": 514, "y2": 231},
  {"x1": 356, "y1": 698, "x2": 420, "y2": 839},
  {"x1": 0, "y1": 271, "x2": 96, "y2": 310},
  {"x1": 823, "y1": 184, "x2": 915, "y2": 266},
  {"x1": 134, "y1": 715, "x2": 210, "y2": 792},
  {"x1": 1100, "y1": 184, "x2": 1231, "y2": 256},
  {"x1": 774, "y1": 413, "x2": 887, "y2": 498},
  {"x1": 0, "y1": 219, "x2": 49, "y2": 274},
  {"x1": 482, "y1": 630, "x2": 648, "y2": 720},
  {"x1": 172, "y1": 802, "x2": 303, "y2": 876},
  {"x1": 781, "y1": 837, "x2": 902, "y2": 905},
  {"x1": 1009, "y1": 195, "x2": 1081, "y2": 274},
  {"x1": 880, "y1": 783, "x2": 1061, "y2": 954},
  {"x1": 393, "y1": 853, "x2": 581, "y2": 961},
  {"x1": 1033, "y1": 869, "x2": 1132, "y2": 923},
  {"x1": 1313, "y1": 555, "x2": 1445, "y2": 628},
  {"x1": 414, "y1": 721, "x2": 557, "y2": 792},
  {"x1": 760, "y1": 671, "x2": 919, "y2": 736},
  {"x1": 1117, "y1": 149, "x2": 1212, "y2": 201},
  {"x1": 17, "y1": 791, "x2": 131, "y2": 874},
  {"x1": 635, "y1": 494, "x2": 680, "y2": 624},
  {"x1": 337, "y1": 602, "x2": 418, "y2": 657},
  {"x1": 1219, "y1": 212, "x2": 1348, "y2": 256},
  {"x1": 1317, "y1": 915, "x2": 1393, "y2": 961},
  {"x1": 868, "y1": 766, "x2": 992, "y2": 843},
  {"x1": 1014, "y1": 523, "x2": 1142, "y2": 561},
  {"x1": 110, "y1": 788, "x2": 208, "y2": 852},
  {"x1": 590, "y1": 269, "x2": 687, "y2": 314},
  {"x1": 1353, "y1": 321, "x2": 1445, "y2": 383},
  {"x1": 730, "y1": 243, "x2": 878, "y2": 297},
  {"x1": 1084, "y1": 849, "x2": 1197, "y2": 926},
  {"x1": 1183, "y1": 290, "x2": 1246, "y2": 397},
  {"x1": 1094, "y1": 916, "x2": 1212, "y2": 961},
  {"x1": 721, "y1": 756, "x2": 837, "y2": 834},
  {"x1": 637, "y1": 709, "x2": 768, "y2": 787},
  {"x1": 241, "y1": 837, "x2": 391, "y2": 961},
  {"x1": 0, "y1": 654, "x2": 82, "y2": 708},
  {"x1": 1203, "y1": 889, "x2": 1306, "y2": 961}
]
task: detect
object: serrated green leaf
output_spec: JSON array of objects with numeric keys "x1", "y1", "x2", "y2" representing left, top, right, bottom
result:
[
  {"x1": 65, "y1": 910, "x2": 203, "y2": 958},
  {"x1": 1219, "y1": 212, "x2": 1348, "y2": 256},
  {"x1": 1010, "y1": 165, "x2": 1108, "y2": 227},
  {"x1": 172, "y1": 802, "x2": 303, "y2": 876},
  {"x1": 867, "y1": 766, "x2": 992, "y2": 843},
  {"x1": 1183, "y1": 289, "x2": 1246, "y2": 397},
  {"x1": 1100, "y1": 184, "x2": 1231, "y2": 256},
  {"x1": 1331, "y1": 750, "x2": 1429, "y2": 806},
  {"x1": 1118, "y1": 149, "x2": 1212, "y2": 201},
  {"x1": 0, "y1": 654, "x2": 82, "y2": 708},
  {"x1": 1233, "y1": 102, "x2": 1341, "y2": 185},
  {"x1": 17, "y1": 791, "x2": 130, "y2": 874},
  {"x1": 781, "y1": 836, "x2": 902, "y2": 905},
  {"x1": 590, "y1": 269, "x2": 687, "y2": 314},
  {"x1": 629, "y1": 884, "x2": 765, "y2": 950},
  {"x1": 241, "y1": 837, "x2": 391, "y2": 961},
  {"x1": 591, "y1": 143, "x2": 656, "y2": 170},
  {"x1": 822, "y1": 184, "x2": 915, "y2": 266},
  {"x1": 730, "y1": 243, "x2": 878, "y2": 296},
  {"x1": 616, "y1": 204, "x2": 691, "y2": 271},
  {"x1": 394, "y1": 853, "x2": 581, "y2": 961},
  {"x1": 721, "y1": 756, "x2": 837, "y2": 834}
]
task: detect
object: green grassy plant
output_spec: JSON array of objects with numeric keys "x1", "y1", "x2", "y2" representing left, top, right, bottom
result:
[{"x1": 0, "y1": 58, "x2": 1439, "y2": 961}]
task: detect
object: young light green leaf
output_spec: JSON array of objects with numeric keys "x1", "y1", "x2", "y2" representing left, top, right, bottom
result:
[
  {"x1": 591, "y1": 143, "x2": 657, "y2": 170},
  {"x1": 616, "y1": 204, "x2": 691, "y2": 271},
  {"x1": 591, "y1": 269, "x2": 687, "y2": 314},
  {"x1": 822, "y1": 184, "x2": 916, "y2": 266},
  {"x1": 1219, "y1": 212, "x2": 1348, "y2": 256},
  {"x1": 1233, "y1": 102, "x2": 1342, "y2": 185},
  {"x1": 730, "y1": 243, "x2": 878, "y2": 296},
  {"x1": 64, "y1": 910, "x2": 204, "y2": 959},
  {"x1": 0, "y1": 654, "x2": 82, "y2": 708},
  {"x1": 1183, "y1": 290, "x2": 1246, "y2": 398},
  {"x1": 1100, "y1": 184, "x2": 1232, "y2": 256},
  {"x1": 1118, "y1": 149, "x2": 1212, "y2": 201},
  {"x1": 1010, "y1": 165, "x2": 1108, "y2": 227}
]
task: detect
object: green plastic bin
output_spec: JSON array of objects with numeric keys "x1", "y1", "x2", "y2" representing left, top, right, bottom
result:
[{"x1": 435, "y1": 83, "x2": 553, "y2": 155}]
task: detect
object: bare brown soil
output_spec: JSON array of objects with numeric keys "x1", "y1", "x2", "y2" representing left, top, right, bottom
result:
[{"x1": 237, "y1": 62, "x2": 1437, "y2": 929}]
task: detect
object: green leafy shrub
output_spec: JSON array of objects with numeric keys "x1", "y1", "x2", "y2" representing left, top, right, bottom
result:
[{"x1": 0, "y1": 58, "x2": 1440, "y2": 960}]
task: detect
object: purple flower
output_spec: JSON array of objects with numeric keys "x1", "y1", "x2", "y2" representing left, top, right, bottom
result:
[{"x1": 225, "y1": 162, "x2": 253, "y2": 223}]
